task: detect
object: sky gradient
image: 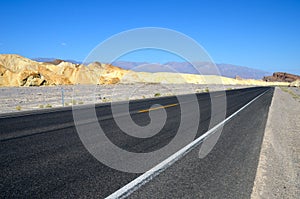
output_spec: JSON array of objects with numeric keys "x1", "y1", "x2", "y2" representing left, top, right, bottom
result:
[{"x1": 1, "y1": 0, "x2": 299, "y2": 74}]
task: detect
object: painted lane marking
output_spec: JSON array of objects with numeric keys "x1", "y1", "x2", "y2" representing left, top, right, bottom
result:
[
  {"x1": 105, "y1": 89, "x2": 270, "y2": 199},
  {"x1": 138, "y1": 103, "x2": 179, "y2": 113},
  {"x1": 214, "y1": 94, "x2": 225, "y2": 97}
]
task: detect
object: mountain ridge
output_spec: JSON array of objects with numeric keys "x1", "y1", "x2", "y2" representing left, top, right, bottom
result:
[
  {"x1": 0, "y1": 54, "x2": 290, "y2": 87},
  {"x1": 33, "y1": 58, "x2": 271, "y2": 79},
  {"x1": 112, "y1": 61, "x2": 271, "y2": 79}
]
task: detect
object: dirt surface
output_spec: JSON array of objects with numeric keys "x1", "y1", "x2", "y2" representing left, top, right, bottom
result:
[
  {"x1": 0, "y1": 84, "x2": 250, "y2": 113},
  {"x1": 291, "y1": 87, "x2": 300, "y2": 95},
  {"x1": 251, "y1": 87, "x2": 300, "y2": 198}
]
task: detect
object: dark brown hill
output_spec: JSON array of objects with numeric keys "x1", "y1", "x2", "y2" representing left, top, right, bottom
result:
[{"x1": 263, "y1": 72, "x2": 300, "y2": 82}]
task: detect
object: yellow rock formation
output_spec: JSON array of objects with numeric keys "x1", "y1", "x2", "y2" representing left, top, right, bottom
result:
[
  {"x1": 0, "y1": 54, "x2": 128, "y2": 86},
  {"x1": 0, "y1": 54, "x2": 290, "y2": 87}
]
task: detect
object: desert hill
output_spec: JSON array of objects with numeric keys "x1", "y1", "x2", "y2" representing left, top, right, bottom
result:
[
  {"x1": 112, "y1": 61, "x2": 271, "y2": 79},
  {"x1": 0, "y1": 54, "x2": 290, "y2": 87},
  {"x1": 263, "y1": 72, "x2": 300, "y2": 82},
  {"x1": 0, "y1": 54, "x2": 127, "y2": 86},
  {"x1": 34, "y1": 58, "x2": 271, "y2": 79}
]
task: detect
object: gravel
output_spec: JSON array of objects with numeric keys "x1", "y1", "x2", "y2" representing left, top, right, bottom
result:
[
  {"x1": 251, "y1": 87, "x2": 300, "y2": 199},
  {"x1": 0, "y1": 84, "x2": 251, "y2": 114}
]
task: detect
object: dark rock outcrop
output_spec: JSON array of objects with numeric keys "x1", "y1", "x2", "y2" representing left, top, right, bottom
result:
[{"x1": 263, "y1": 72, "x2": 300, "y2": 83}]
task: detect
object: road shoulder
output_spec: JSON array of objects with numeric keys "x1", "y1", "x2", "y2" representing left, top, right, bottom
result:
[{"x1": 251, "y1": 87, "x2": 300, "y2": 198}]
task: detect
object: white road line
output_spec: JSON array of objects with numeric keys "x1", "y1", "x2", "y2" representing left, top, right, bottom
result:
[{"x1": 105, "y1": 89, "x2": 270, "y2": 199}]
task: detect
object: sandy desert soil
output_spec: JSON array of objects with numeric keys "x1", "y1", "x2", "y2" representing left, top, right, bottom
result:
[
  {"x1": 251, "y1": 87, "x2": 300, "y2": 198},
  {"x1": 0, "y1": 84, "x2": 250, "y2": 113}
]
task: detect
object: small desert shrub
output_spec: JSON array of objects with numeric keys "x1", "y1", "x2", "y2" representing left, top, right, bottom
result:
[
  {"x1": 281, "y1": 87, "x2": 289, "y2": 93},
  {"x1": 78, "y1": 101, "x2": 84, "y2": 105},
  {"x1": 45, "y1": 104, "x2": 52, "y2": 108},
  {"x1": 154, "y1": 93, "x2": 161, "y2": 97},
  {"x1": 71, "y1": 99, "x2": 77, "y2": 105},
  {"x1": 64, "y1": 102, "x2": 69, "y2": 106},
  {"x1": 281, "y1": 87, "x2": 299, "y2": 99},
  {"x1": 102, "y1": 98, "x2": 110, "y2": 103},
  {"x1": 38, "y1": 104, "x2": 44, "y2": 108},
  {"x1": 277, "y1": 85, "x2": 288, "y2": 88},
  {"x1": 204, "y1": 88, "x2": 209, "y2": 92},
  {"x1": 16, "y1": 105, "x2": 22, "y2": 111}
]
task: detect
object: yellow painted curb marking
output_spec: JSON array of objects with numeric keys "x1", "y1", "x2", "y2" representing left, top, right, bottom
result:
[{"x1": 138, "y1": 103, "x2": 179, "y2": 113}]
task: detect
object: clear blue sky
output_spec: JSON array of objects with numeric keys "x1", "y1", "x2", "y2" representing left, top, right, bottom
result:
[{"x1": 1, "y1": 0, "x2": 299, "y2": 74}]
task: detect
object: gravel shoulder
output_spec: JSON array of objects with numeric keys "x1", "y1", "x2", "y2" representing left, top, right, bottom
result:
[
  {"x1": 251, "y1": 87, "x2": 300, "y2": 198},
  {"x1": 0, "y1": 84, "x2": 250, "y2": 114}
]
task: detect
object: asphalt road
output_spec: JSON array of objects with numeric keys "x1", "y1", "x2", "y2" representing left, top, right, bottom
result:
[{"x1": 0, "y1": 87, "x2": 273, "y2": 198}]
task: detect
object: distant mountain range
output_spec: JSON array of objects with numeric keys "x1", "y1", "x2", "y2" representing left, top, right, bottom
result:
[
  {"x1": 112, "y1": 61, "x2": 272, "y2": 80},
  {"x1": 1, "y1": 54, "x2": 290, "y2": 87},
  {"x1": 33, "y1": 58, "x2": 271, "y2": 79},
  {"x1": 33, "y1": 58, "x2": 82, "y2": 65}
]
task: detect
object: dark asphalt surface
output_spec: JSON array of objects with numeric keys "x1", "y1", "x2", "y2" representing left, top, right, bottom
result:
[
  {"x1": 130, "y1": 87, "x2": 274, "y2": 199},
  {"x1": 0, "y1": 87, "x2": 273, "y2": 198}
]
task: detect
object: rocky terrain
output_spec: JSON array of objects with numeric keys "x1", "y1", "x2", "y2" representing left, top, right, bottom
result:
[
  {"x1": 263, "y1": 72, "x2": 300, "y2": 83},
  {"x1": 0, "y1": 54, "x2": 127, "y2": 86},
  {"x1": 0, "y1": 54, "x2": 290, "y2": 87},
  {"x1": 0, "y1": 54, "x2": 294, "y2": 114}
]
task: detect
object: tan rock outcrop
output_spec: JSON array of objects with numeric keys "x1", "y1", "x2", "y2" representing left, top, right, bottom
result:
[
  {"x1": 0, "y1": 54, "x2": 292, "y2": 87},
  {"x1": 0, "y1": 54, "x2": 127, "y2": 86}
]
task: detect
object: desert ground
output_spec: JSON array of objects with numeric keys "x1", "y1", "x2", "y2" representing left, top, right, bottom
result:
[
  {"x1": 251, "y1": 87, "x2": 300, "y2": 198},
  {"x1": 0, "y1": 83, "x2": 251, "y2": 113},
  {"x1": 0, "y1": 54, "x2": 294, "y2": 114}
]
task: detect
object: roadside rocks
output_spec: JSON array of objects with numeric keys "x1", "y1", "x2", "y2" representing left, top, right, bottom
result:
[{"x1": 289, "y1": 80, "x2": 300, "y2": 87}]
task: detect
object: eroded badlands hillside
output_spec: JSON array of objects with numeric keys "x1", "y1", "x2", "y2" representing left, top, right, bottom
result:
[
  {"x1": 0, "y1": 54, "x2": 127, "y2": 86},
  {"x1": 0, "y1": 54, "x2": 290, "y2": 87}
]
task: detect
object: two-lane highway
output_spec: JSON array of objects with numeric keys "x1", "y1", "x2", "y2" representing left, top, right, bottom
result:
[{"x1": 0, "y1": 87, "x2": 273, "y2": 198}]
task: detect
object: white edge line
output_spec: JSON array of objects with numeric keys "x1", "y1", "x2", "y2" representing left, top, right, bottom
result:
[{"x1": 105, "y1": 89, "x2": 271, "y2": 199}]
